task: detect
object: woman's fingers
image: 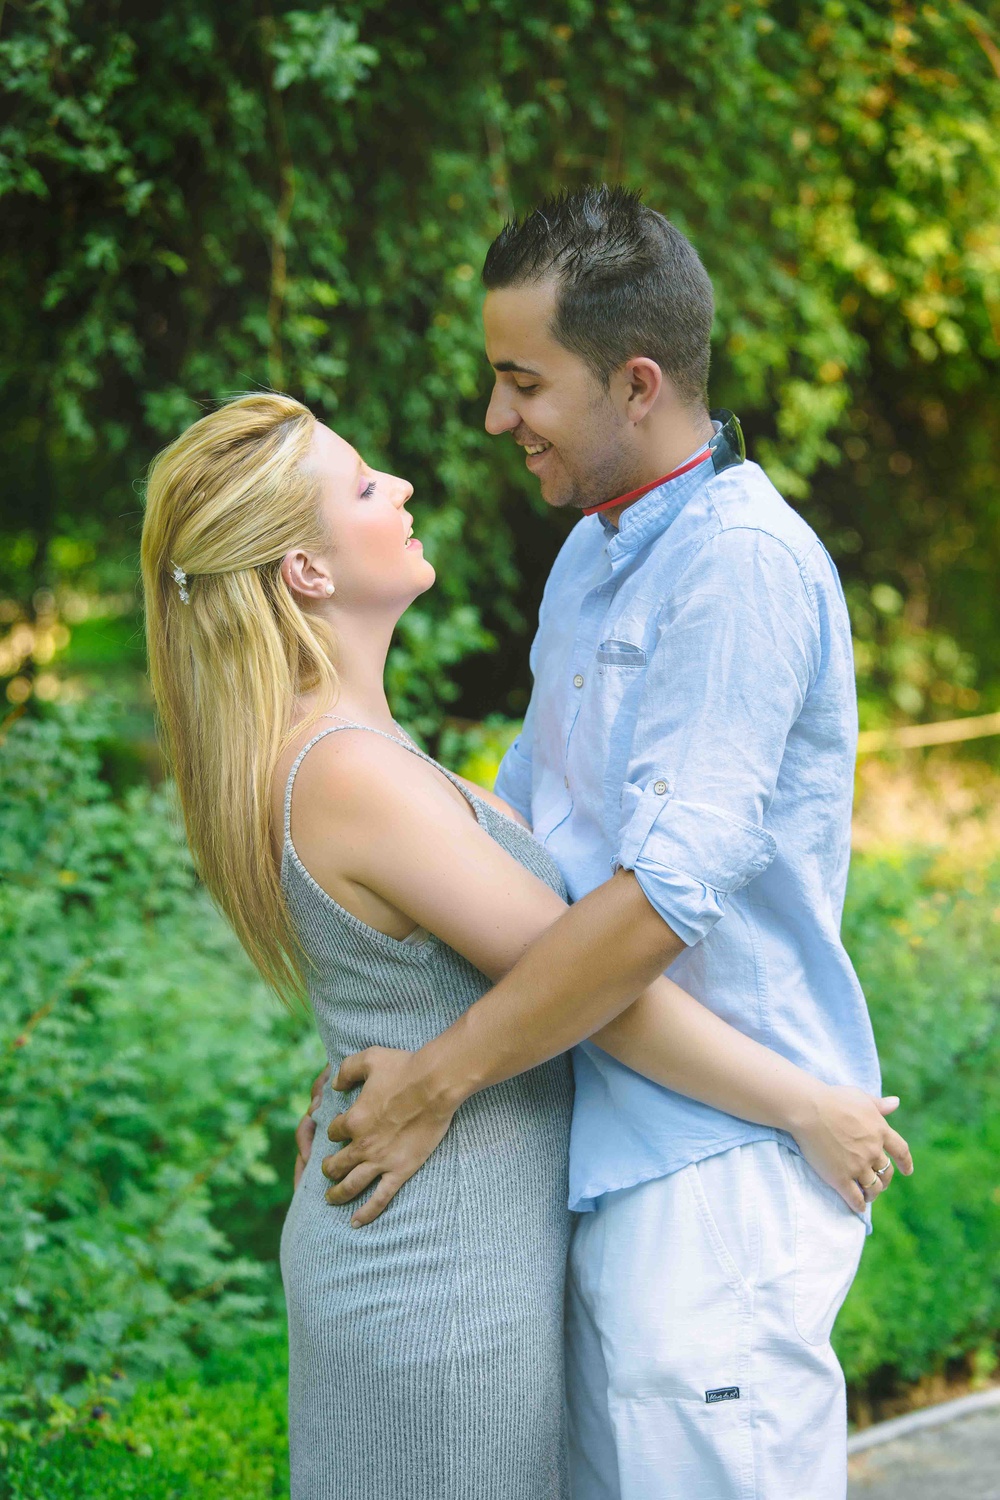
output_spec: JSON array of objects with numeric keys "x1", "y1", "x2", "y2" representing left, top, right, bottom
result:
[
  {"x1": 874, "y1": 1094, "x2": 914, "y2": 1174},
  {"x1": 349, "y1": 1173, "x2": 404, "y2": 1227},
  {"x1": 294, "y1": 1112, "x2": 316, "y2": 1184},
  {"x1": 293, "y1": 1067, "x2": 329, "y2": 1184},
  {"x1": 840, "y1": 1179, "x2": 867, "y2": 1213},
  {"x1": 883, "y1": 1126, "x2": 913, "y2": 1175},
  {"x1": 325, "y1": 1162, "x2": 381, "y2": 1205},
  {"x1": 310, "y1": 1064, "x2": 331, "y2": 1113},
  {"x1": 295, "y1": 1111, "x2": 317, "y2": 1163}
]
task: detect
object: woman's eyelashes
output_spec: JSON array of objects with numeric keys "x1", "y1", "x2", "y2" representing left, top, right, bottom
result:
[{"x1": 360, "y1": 478, "x2": 377, "y2": 498}]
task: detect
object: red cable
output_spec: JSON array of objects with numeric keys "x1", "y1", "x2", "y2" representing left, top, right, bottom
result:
[{"x1": 581, "y1": 448, "x2": 712, "y2": 517}]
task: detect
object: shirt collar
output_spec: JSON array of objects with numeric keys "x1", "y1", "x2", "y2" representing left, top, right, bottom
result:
[{"x1": 598, "y1": 422, "x2": 721, "y2": 566}]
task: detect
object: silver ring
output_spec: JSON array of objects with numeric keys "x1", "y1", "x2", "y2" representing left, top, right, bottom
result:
[{"x1": 875, "y1": 1160, "x2": 891, "y2": 1179}]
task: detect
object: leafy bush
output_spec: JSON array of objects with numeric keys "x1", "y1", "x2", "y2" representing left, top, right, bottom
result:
[
  {"x1": 0, "y1": 701, "x2": 314, "y2": 1442},
  {"x1": 0, "y1": 1332, "x2": 288, "y2": 1499},
  {"x1": 3, "y1": 697, "x2": 999, "y2": 1469},
  {"x1": 3, "y1": 1, "x2": 1000, "y2": 728},
  {"x1": 836, "y1": 850, "x2": 1000, "y2": 1391}
]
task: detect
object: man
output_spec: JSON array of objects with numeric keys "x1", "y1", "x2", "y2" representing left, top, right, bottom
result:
[{"x1": 298, "y1": 185, "x2": 908, "y2": 1498}]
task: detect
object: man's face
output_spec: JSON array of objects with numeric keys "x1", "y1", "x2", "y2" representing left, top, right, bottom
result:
[{"x1": 482, "y1": 279, "x2": 639, "y2": 510}]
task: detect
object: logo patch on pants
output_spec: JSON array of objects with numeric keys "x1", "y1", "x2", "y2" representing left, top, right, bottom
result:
[{"x1": 705, "y1": 1386, "x2": 740, "y2": 1404}]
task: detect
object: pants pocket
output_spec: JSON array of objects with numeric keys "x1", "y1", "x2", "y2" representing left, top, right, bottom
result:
[
  {"x1": 687, "y1": 1147, "x2": 760, "y2": 1305},
  {"x1": 783, "y1": 1149, "x2": 866, "y2": 1346}
]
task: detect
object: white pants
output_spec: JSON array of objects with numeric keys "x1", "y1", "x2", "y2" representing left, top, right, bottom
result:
[{"x1": 565, "y1": 1141, "x2": 866, "y2": 1500}]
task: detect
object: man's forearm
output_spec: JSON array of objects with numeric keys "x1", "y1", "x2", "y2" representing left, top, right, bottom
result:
[{"x1": 417, "y1": 868, "x2": 685, "y2": 1107}]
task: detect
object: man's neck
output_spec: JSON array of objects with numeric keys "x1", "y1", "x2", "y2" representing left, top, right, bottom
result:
[{"x1": 601, "y1": 410, "x2": 715, "y2": 530}]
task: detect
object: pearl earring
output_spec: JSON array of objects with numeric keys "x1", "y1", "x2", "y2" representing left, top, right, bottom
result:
[{"x1": 325, "y1": 583, "x2": 335, "y2": 596}]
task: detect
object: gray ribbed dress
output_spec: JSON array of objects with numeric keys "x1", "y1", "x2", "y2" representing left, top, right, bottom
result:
[{"x1": 278, "y1": 721, "x2": 574, "y2": 1500}]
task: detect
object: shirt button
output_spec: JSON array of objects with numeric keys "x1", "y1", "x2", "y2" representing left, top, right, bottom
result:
[
  {"x1": 573, "y1": 673, "x2": 585, "y2": 688},
  {"x1": 653, "y1": 780, "x2": 668, "y2": 795},
  {"x1": 564, "y1": 776, "x2": 570, "y2": 789}
]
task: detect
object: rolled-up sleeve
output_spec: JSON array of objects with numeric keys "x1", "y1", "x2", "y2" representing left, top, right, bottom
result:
[{"x1": 613, "y1": 527, "x2": 820, "y2": 946}]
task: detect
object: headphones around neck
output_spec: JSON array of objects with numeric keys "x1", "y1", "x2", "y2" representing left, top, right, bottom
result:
[{"x1": 708, "y1": 410, "x2": 746, "y2": 475}]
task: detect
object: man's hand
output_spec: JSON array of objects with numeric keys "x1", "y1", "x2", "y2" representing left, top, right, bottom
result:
[
  {"x1": 321, "y1": 1047, "x2": 459, "y2": 1226},
  {"x1": 294, "y1": 1064, "x2": 330, "y2": 1188}
]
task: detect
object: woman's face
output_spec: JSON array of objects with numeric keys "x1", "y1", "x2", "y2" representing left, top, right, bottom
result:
[{"x1": 304, "y1": 422, "x2": 435, "y2": 609}]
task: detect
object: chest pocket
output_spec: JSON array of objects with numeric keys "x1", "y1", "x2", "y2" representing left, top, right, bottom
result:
[
  {"x1": 596, "y1": 639, "x2": 647, "y2": 668},
  {"x1": 587, "y1": 638, "x2": 650, "y2": 847}
]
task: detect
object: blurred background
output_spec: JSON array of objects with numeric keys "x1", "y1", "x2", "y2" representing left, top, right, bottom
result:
[{"x1": 1, "y1": 2, "x2": 999, "y2": 1495}]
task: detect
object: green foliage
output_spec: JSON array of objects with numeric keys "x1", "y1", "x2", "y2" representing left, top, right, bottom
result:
[
  {"x1": 0, "y1": 1333, "x2": 289, "y2": 1499},
  {"x1": 1, "y1": 1, "x2": 998, "y2": 729},
  {"x1": 440, "y1": 713, "x2": 522, "y2": 791},
  {"x1": 835, "y1": 849, "x2": 1000, "y2": 1386},
  {"x1": 849, "y1": 579, "x2": 981, "y2": 726},
  {"x1": 0, "y1": 701, "x2": 314, "y2": 1442},
  {"x1": 3, "y1": 698, "x2": 1000, "y2": 1474}
]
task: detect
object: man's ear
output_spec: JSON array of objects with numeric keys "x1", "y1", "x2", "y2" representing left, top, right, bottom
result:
[{"x1": 622, "y1": 357, "x2": 663, "y2": 424}]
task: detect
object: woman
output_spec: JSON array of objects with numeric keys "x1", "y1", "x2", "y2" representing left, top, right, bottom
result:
[{"x1": 141, "y1": 393, "x2": 906, "y2": 1500}]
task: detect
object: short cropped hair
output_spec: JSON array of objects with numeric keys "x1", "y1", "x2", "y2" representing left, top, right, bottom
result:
[{"x1": 482, "y1": 184, "x2": 713, "y2": 408}]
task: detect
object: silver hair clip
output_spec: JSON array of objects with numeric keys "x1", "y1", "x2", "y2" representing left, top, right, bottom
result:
[{"x1": 169, "y1": 560, "x2": 190, "y2": 604}]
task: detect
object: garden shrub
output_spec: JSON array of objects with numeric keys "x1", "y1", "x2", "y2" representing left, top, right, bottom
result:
[
  {"x1": 2, "y1": 697, "x2": 999, "y2": 1469},
  {"x1": 836, "y1": 849, "x2": 1000, "y2": 1389},
  {"x1": 0, "y1": 1332, "x2": 289, "y2": 1499},
  {"x1": 0, "y1": 701, "x2": 315, "y2": 1443}
]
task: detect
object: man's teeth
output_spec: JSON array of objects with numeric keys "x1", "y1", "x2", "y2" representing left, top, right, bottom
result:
[{"x1": 524, "y1": 443, "x2": 550, "y2": 455}]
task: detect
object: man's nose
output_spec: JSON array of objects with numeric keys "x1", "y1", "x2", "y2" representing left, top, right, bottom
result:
[{"x1": 484, "y1": 384, "x2": 518, "y2": 436}]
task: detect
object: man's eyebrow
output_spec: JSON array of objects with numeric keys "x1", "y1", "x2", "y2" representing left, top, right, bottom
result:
[{"x1": 491, "y1": 360, "x2": 543, "y2": 377}]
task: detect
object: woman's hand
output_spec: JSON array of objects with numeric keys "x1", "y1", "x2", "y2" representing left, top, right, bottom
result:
[
  {"x1": 294, "y1": 1063, "x2": 331, "y2": 1188},
  {"x1": 788, "y1": 1086, "x2": 913, "y2": 1212}
]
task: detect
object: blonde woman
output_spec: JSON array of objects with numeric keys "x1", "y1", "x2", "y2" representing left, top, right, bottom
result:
[{"x1": 141, "y1": 393, "x2": 906, "y2": 1500}]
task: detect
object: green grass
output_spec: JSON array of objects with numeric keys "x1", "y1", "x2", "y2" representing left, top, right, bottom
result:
[{"x1": 0, "y1": 1335, "x2": 289, "y2": 1500}]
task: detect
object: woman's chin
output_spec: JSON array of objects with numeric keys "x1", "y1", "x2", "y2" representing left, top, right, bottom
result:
[{"x1": 378, "y1": 561, "x2": 436, "y2": 617}]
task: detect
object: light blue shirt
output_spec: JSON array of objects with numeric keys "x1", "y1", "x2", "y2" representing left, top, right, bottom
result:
[{"x1": 494, "y1": 454, "x2": 881, "y2": 1213}]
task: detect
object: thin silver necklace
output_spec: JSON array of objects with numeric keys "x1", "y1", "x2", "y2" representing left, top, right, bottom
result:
[{"x1": 322, "y1": 711, "x2": 421, "y2": 751}]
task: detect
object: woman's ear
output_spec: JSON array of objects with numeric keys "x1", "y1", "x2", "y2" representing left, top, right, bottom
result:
[{"x1": 281, "y1": 549, "x2": 334, "y2": 601}]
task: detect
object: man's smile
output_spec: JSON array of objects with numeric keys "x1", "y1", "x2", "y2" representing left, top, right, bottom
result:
[
  {"x1": 518, "y1": 437, "x2": 553, "y2": 472},
  {"x1": 524, "y1": 444, "x2": 552, "y2": 473}
]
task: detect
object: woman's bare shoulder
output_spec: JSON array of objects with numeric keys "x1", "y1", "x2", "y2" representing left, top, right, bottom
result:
[{"x1": 281, "y1": 725, "x2": 475, "y2": 843}]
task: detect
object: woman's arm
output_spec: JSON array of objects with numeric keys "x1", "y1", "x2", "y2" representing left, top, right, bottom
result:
[
  {"x1": 589, "y1": 981, "x2": 910, "y2": 1209},
  {"x1": 292, "y1": 731, "x2": 909, "y2": 1217},
  {"x1": 451, "y1": 773, "x2": 531, "y2": 830}
]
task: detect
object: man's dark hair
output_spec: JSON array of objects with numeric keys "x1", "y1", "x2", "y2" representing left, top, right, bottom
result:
[{"x1": 482, "y1": 184, "x2": 713, "y2": 408}]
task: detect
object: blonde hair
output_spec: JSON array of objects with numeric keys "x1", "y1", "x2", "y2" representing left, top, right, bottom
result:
[{"x1": 140, "y1": 392, "x2": 336, "y2": 1004}]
